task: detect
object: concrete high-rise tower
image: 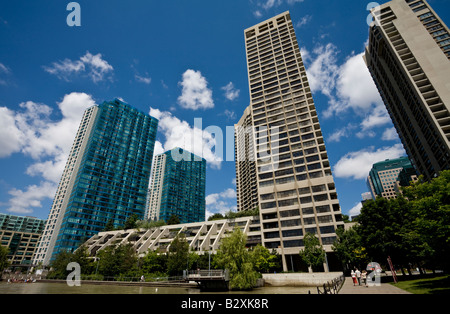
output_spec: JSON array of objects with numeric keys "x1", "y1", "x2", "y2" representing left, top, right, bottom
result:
[
  {"x1": 236, "y1": 11, "x2": 345, "y2": 271},
  {"x1": 33, "y1": 99, "x2": 158, "y2": 266},
  {"x1": 365, "y1": 0, "x2": 450, "y2": 181},
  {"x1": 234, "y1": 106, "x2": 259, "y2": 213}
]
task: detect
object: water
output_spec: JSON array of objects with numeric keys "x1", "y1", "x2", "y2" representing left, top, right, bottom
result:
[{"x1": 0, "y1": 281, "x2": 313, "y2": 294}]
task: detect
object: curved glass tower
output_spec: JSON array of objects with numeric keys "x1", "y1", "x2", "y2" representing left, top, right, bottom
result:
[{"x1": 33, "y1": 99, "x2": 158, "y2": 266}]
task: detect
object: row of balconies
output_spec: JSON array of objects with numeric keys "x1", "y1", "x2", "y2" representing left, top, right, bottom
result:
[
  {"x1": 83, "y1": 217, "x2": 261, "y2": 256},
  {"x1": 384, "y1": 18, "x2": 450, "y2": 139}
]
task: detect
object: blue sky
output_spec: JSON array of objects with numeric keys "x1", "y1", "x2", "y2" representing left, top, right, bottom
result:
[{"x1": 0, "y1": 0, "x2": 448, "y2": 221}]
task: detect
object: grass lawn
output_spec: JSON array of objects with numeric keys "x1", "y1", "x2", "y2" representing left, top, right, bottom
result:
[{"x1": 391, "y1": 275, "x2": 450, "y2": 294}]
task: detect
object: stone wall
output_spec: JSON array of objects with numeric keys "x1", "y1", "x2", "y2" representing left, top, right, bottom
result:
[{"x1": 262, "y1": 272, "x2": 344, "y2": 287}]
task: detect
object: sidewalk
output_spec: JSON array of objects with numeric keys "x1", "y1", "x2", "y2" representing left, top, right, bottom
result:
[{"x1": 338, "y1": 277, "x2": 411, "y2": 294}]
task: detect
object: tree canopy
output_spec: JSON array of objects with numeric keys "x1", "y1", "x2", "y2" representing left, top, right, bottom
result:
[
  {"x1": 335, "y1": 170, "x2": 450, "y2": 273},
  {"x1": 214, "y1": 228, "x2": 259, "y2": 290},
  {"x1": 299, "y1": 232, "x2": 326, "y2": 272}
]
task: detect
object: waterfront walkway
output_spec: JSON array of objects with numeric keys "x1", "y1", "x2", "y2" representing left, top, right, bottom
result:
[{"x1": 339, "y1": 277, "x2": 411, "y2": 294}]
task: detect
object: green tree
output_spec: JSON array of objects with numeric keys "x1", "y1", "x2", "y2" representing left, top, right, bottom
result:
[
  {"x1": 47, "y1": 245, "x2": 94, "y2": 279},
  {"x1": 299, "y1": 233, "x2": 325, "y2": 272},
  {"x1": 140, "y1": 250, "x2": 167, "y2": 275},
  {"x1": 332, "y1": 226, "x2": 368, "y2": 271},
  {"x1": 401, "y1": 171, "x2": 450, "y2": 272},
  {"x1": 97, "y1": 243, "x2": 138, "y2": 278},
  {"x1": 215, "y1": 228, "x2": 258, "y2": 290},
  {"x1": 103, "y1": 219, "x2": 115, "y2": 231},
  {"x1": 353, "y1": 171, "x2": 450, "y2": 273},
  {"x1": 0, "y1": 246, "x2": 10, "y2": 272},
  {"x1": 47, "y1": 250, "x2": 73, "y2": 279},
  {"x1": 72, "y1": 245, "x2": 95, "y2": 275},
  {"x1": 167, "y1": 233, "x2": 189, "y2": 276},
  {"x1": 250, "y1": 245, "x2": 281, "y2": 273},
  {"x1": 167, "y1": 214, "x2": 180, "y2": 225},
  {"x1": 136, "y1": 219, "x2": 166, "y2": 230},
  {"x1": 208, "y1": 213, "x2": 224, "y2": 221},
  {"x1": 123, "y1": 214, "x2": 139, "y2": 230},
  {"x1": 357, "y1": 196, "x2": 425, "y2": 273}
]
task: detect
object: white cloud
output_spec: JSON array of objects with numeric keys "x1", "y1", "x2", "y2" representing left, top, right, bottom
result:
[
  {"x1": 0, "y1": 63, "x2": 10, "y2": 74},
  {"x1": 6, "y1": 181, "x2": 57, "y2": 214},
  {"x1": 327, "y1": 123, "x2": 357, "y2": 143},
  {"x1": 335, "y1": 52, "x2": 384, "y2": 114},
  {"x1": 303, "y1": 43, "x2": 391, "y2": 142},
  {"x1": 253, "y1": 10, "x2": 263, "y2": 18},
  {"x1": 205, "y1": 188, "x2": 237, "y2": 219},
  {"x1": 14, "y1": 93, "x2": 96, "y2": 161},
  {"x1": 348, "y1": 202, "x2": 363, "y2": 218},
  {"x1": 0, "y1": 92, "x2": 97, "y2": 214},
  {"x1": 360, "y1": 105, "x2": 391, "y2": 131},
  {"x1": 0, "y1": 107, "x2": 24, "y2": 157},
  {"x1": 382, "y1": 127, "x2": 400, "y2": 141},
  {"x1": 305, "y1": 43, "x2": 339, "y2": 99},
  {"x1": 135, "y1": 74, "x2": 151, "y2": 84},
  {"x1": 221, "y1": 82, "x2": 240, "y2": 101},
  {"x1": 333, "y1": 144, "x2": 406, "y2": 180},
  {"x1": 223, "y1": 109, "x2": 236, "y2": 121},
  {"x1": 149, "y1": 107, "x2": 223, "y2": 169},
  {"x1": 177, "y1": 69, "x2": 214, "y2": 110},
  {"x1": 303, "y1": 45, "x2": 384, "y2": 118},
  {"x1": 295, "y1": 15, "x2": 312, "y2": 28},
  {"x1": 44, "y1": 51, "x2": 113, "y2": 83},
  {"x1": 255, "y1": 0, "x2": 303, "y2": 11},
  {"x1": 252, "y1": 0, "x2": 304, "y2": 18},
  {"x1": 261, "y1": 0, "x2": 281, "y2": 10},
  {"x1": 0, "y1": 63, "x2": 11, "y2": 85},
  {"x1": 153, "y1": 140, "x2": 165, "y2": 156}
]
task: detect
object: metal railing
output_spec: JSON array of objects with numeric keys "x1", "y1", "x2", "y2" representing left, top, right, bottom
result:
[
  {"x1": 313, "y1": 275, "x2": 345, "y2": 295},
  {"x1": 184, "y1": 269, "x2": 229, "y2": 281}
]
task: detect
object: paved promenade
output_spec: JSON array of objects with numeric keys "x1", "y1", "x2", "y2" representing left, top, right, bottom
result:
[{"x1": 339, "y1": 277, "x2": 411, "y2": 294}]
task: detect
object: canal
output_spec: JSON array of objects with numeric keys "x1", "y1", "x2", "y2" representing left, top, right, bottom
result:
[{"x1": 0, "y1": 281, "x2": 313, "y2": 294}]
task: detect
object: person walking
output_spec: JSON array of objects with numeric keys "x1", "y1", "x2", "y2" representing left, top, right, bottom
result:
[
  {"x1": 355, "y1": 268, "x2": 361, "y2": 285},
  {"x1": 361, "y1": 270, "x2": 367, "y2": 287},
  {"x1": 351, "y1": 269, "x2": 357, "y2": 286}
]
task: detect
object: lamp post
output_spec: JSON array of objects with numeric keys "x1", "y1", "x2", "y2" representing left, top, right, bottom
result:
[{"x1": 95, "y1": 257, "x2": 100, "y2": 275}]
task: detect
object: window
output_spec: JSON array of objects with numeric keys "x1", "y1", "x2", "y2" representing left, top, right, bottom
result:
[
  {"x1": 278, "y1": 198, "x2": 299, "y2": 207},
  {"x1": 281, "y1": 219, "x2": 301, "y2": 227},
  {"x1": 317, "y1": 215, "x2": 333, "y2": 224},
  {"x1": 283, "y1": 239, "x2": 303, "y2": 247},
  {"x1": 277, "y1": 190, "x2": 296, "y2": 198},
  {"x1": 321, "y1": 236, "x2": 336, "y2": 245},
  {"x1": 261, "y1": 193, "x2": 275, "y2": 200},
  {"x1": 320, "y1": 226, "x2": 335, "y2": 234},
  {"x1": 279, "y1": 209, "x2": 300, "y2": 218},
  {"x1": 261, "y1": 201, "x2": 277, "y2": 209},
  {"x1": 314, "y1": 194, "x2": 329, "y2": 202},
  {"x1": 282, "y1": 229, "x2": 303, "y2": 238}
]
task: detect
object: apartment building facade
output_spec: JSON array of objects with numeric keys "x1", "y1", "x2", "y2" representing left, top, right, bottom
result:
[
  {"x1": 366, "y1": 156, "x2": 417, "y2": 199},
  {"x1": 147, "y1": 148, "x2": 206, "y2": 224},
  {"x1": 236, "y1": 11, "x2": 345, "y2": 272},
  {"x1": 82, "y1": 215, "x2": 262, "y2": 258},
  {"x1": 365, "y1": 0, "x2": 450, "y2": 181},
  {"x1": 0, "y1": 214, "x2": 45, "y2": 269},
  {"x1": 234, "y1": 106, "x2": 259, "y2": 213},
  {"x1": 32, "y1": 99, "x2": 158, "y2": 266}
]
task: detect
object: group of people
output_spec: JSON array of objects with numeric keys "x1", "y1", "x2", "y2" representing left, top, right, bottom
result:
[{"x1": 351, "y1": 268, "x2": 368, "y2": 287}]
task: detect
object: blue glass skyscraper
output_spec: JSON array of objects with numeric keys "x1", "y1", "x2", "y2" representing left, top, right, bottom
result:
[
  {"x1": 33, "y1": 99, "x2": 158, "y2": 265},
  {"x1": 147, "y1": 148, "x2": 206, "y2": 224}
]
